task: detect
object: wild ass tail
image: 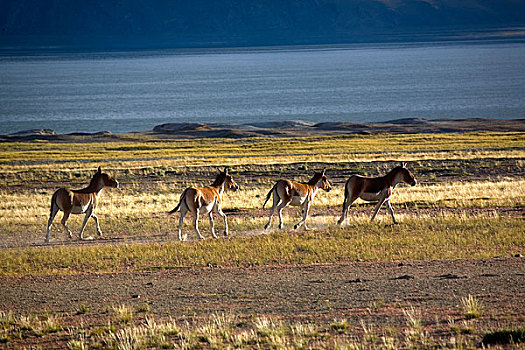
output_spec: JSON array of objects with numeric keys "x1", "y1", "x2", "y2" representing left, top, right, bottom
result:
[
  {"x1": 49, "y1": 190, "x2": 59, "y2": 216},
  {"x1": 167, "y1": 189, "x2": 187, "y2": 215},
  {"x1": 262, "y1": 183, "x2": 277, "y2": 209},
  {"x1": 342, "y1": 178, "x2": 350, "y2": 207}
]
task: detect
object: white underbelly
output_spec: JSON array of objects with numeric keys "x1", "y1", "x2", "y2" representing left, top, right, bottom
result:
[
  {"x1": 202, "y1": 202, "x2": 215, "y2": 214},
  {"x1": 290, "y1": 196, "x2": 307, "y2": 206},
  {"x1": 359, "y1": 192, "x2": 381, "y2": 202},
  {"x1": 71, "y1": 204, "x2": 89, "y2": 214}
]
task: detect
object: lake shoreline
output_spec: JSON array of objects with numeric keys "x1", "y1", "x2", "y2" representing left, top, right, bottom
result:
[{"x1": 2, "y1": 117, "x2": 524, "y2": 142}]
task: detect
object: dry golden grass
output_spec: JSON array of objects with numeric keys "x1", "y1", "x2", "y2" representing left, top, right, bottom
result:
[
  {"x1": 2, "y1": 308, "x2": 524, "y2": 349},
  {"x1": 1, "y1": 179, "x2": 522, "y2": 231},
  {"x1": 1, "y1": 132, "x2": 523, "y2": 184},
  {"x1": 0, "y1": 132, "x2": 523, "y2": 277},
  {"x1": 0, "y1": 214, "x2": 523, "y2": 276}
]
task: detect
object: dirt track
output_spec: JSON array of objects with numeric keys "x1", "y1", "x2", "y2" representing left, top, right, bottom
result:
[{"x1": 1, "y1": 258, "x2": 524, "y2": 326}]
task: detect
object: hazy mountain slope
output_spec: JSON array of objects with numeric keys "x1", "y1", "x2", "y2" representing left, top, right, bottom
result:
[{"x1": 1, "y1": 0, "x2": 524, "y2": 50}]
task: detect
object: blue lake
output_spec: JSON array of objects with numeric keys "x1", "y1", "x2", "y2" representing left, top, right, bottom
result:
[{"x1": 1, "y1": 41, "x2": 524, "y2": 134}]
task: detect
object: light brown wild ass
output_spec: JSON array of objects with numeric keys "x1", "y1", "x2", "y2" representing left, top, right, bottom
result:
[
  {"x1": 45, "y1": 167, "x2": 119, "y2": 243},
  {"x1": 337, "y1": 164, "x2": 416, "y2": 226},
  {"x1": 168, "y1": 168, "x2": 239, "y2": 241},
  {"x1": 263, "y1": 169, "x2": 332, "y2": 230}
]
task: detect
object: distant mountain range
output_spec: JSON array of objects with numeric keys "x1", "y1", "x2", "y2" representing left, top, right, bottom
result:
[{"x1": 1, "y1": 0, "x2": 525, "y2": 51}]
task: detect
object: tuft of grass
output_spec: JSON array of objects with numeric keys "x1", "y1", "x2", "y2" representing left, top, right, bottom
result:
[
  {"x1": 403, "y1": 307, "x2": 433, "y2": 348},
  {"x1": 449, "y1": 318, "x2": 476, "y2": 335},
  {"x1": 135, "y1": 303, "x2": 151, "y2": 314},
  {"x1": 0, "y1": 312, "x2": 62, "y2": 340},
  {"x1": 254, "y1": 316, "x2": 285, "y2": 339},
  {"x1": 330, "y1": 318, "x2": 351, "y2": 334},
  {"x1": 76, "y1": 303, "x2": 90, "y2": 315},
  {"x1": 461, "y1": 294, "x2": 483, "y2": 320},
  {"x1": 67, "y1": 333, "x2": 87, "y2": 350},
  {"x1": 0, "y1": 311, "x2": 15, "y2": 329},
  {"x1": 111, "y1": 304, "x2": 134, "y2": 324},
  {"x1": 290, "y1": 321, "x2": 319, "y2": 339},
  {"x1": 482, "y1": 327, "x2": 525, "y2": 346},
  {"x1": 41, "y1": 315, "x2": 61, "y2": 334}
]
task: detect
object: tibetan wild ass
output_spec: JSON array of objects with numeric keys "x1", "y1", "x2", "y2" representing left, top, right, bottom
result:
[
  {"x1": 45, "y1": 167, "x2": 119, "y2": 243},
  {"x1": 168, "y1": 168, "x2": 239, "y2": 241},
  {"x1": 337, "y1": 164, "x2": 416, "y2": 226},
  {"x1": 263, "y1": 169, "x2": 332, "y2": 230}
]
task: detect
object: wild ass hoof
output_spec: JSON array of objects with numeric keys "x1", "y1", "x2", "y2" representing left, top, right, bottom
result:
[{"x1": 223, "y1": 230, "x2": 228, "y2": 236}]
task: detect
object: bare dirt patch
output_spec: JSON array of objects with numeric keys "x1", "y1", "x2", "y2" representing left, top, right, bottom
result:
[{"x1": 1, "y1": 258, "x2": 524, "y2": 348}]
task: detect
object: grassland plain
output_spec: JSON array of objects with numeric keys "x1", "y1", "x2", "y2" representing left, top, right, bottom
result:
[{"x1": 0, "y1": 130, "x2": 524, "y2": 349}]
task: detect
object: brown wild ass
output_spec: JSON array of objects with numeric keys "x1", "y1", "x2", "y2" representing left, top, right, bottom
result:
[
  {"x1": 45, "y1": 167, "x2": 119, "y2": 243},
  {"x1": 168, "y1": 168, "x2": 239, "y2": 241},
  {"x1": 263, "y1": 169, "x2": 332, "y2": 230},
  {"x1": 337, "y1": 164, "x2": 416, "y2": 226}
]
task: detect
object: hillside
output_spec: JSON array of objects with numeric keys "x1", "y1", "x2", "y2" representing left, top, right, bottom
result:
[{"x1": 1, "y1": 0, "x2": 525, "y2": 51}]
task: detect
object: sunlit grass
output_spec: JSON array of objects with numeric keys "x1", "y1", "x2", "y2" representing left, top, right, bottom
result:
[
  {"x1": 1, "y1": 132, "x2": 523, "y2": 187},
  {"x1": 0, "y1": 179, "x2": 522, "y2": 239},
  {"x1": 2, "y1": 132, "x2": 523, "y2": 162},
  {"x1": 0, "y1": 131, "x2": 524, "y2": 276},
  {"x1": 0, "y1": 215, "x2": 522, "y2": 276},
  {"x1": 461, "y1": 295, "x2": 483, "y2": 320},
  {"x1": 2, "y1": 309, "x2": 524, "y2": 349}
]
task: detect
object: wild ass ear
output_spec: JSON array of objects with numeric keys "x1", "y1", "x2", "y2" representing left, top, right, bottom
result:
[
  {"x1": 321, "y1": 168, "x2": 326, "y2": 175},
  {"x1": 224, "y1": 167, "x2": 229, "y2": 174},
  {"x1": 97, "y1": 166, "x2": 102, "y2": 174},
  {"x1": 401, "y1": 162, "x2": 407, "y2": 168}
]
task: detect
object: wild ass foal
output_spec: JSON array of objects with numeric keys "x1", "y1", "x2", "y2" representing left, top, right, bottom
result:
[
  {"x1": 337, "y1": 164, "x2": 416, "y2": 226},
  {"x1": 263, "y1": 169, "x2": 332, "y2": 230},
  {"x1": 45, "y1": 167, "x2": 119, "y2": 243},
  {"x1": 168, "y1": 168, "x2": 239, "y2": 241}
]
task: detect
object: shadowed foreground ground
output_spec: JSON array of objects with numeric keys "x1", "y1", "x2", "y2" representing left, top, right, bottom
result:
[{"x1": 1, "y1": 258, "x2": 523, "y2": 322}]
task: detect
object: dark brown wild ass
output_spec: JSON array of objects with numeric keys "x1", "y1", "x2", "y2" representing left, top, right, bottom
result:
[{"x1": 337, "y1": 164, "x2": 416, "y2": 226}]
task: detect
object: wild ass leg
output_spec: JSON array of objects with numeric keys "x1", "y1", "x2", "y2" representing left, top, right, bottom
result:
[
  {"x1": 208, "y1": 212, "x2": 218, "y2": 238},
  {"x1": 294, "y1": 201, "x2": 311, "y2": 230},
  {"x1": 264, "y1": 192, "x2": 280, "y2": 230},
  {"x1": 45, "y1": 203, "x2": 60, "y2": 243},
  {"x1": 370, "y1": 189, "x2": 391, "y2": 222},
  {"x1": 337, "y1": 192, "x2": 359, "y2": 226},
  {"x1": 193, "y1": 208, "x2": 205, "y2": 240},
  {"x1": 79, "y1": 208, "x2": 94, "y2": 240},
  {"x1": 178, "y1": 206, "x2": 188, "y2": 241},
  {"x1": 217, "y1": 208, "x2": 228, "y2": 236},
  {"x1": 91, "y1": 213, "x2": 103, "y2": 236},
  {"x1": 386, "y1": 200, "x2": 398, "y2": 224},
  {"x1": 61, "y1": 209, "x2": 73, "y2": 239},
  {"x1": 277, "y1": 199, "x2": 292, "y2": 230}
]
